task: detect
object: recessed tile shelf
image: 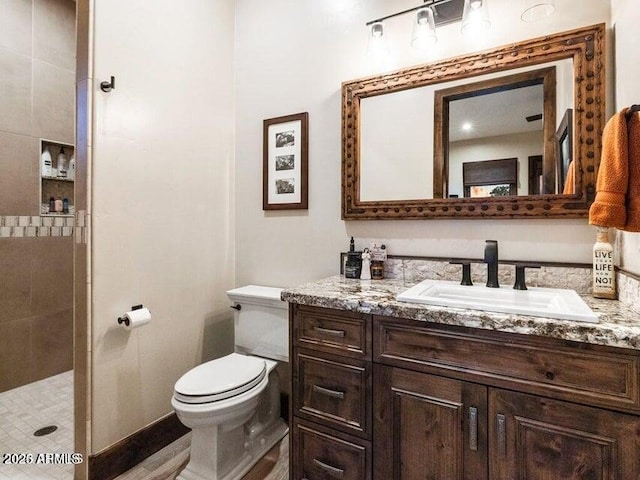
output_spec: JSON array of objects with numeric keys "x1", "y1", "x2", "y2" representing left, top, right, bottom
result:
[{"x1": 40, "y1": 139, "x2": 75, "y2": 216}]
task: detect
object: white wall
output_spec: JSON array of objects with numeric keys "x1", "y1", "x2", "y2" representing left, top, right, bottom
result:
[
  {"x1": 612, "y1": 0, "x2": 640, "y2": 275},
  {"x1": 90, "y1": 0, "x2": 235, "y2": 452},
  {"x1": 235, "y1": 0, "x2": 611, "y2": 287}
]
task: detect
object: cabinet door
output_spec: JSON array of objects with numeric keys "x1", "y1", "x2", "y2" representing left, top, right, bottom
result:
[
  {"x1": 489, "y1": 389, "x2": 640, "y2": 480},
  {"x1": 373, "y1": 365, "x2": 488, "y2": 480}
]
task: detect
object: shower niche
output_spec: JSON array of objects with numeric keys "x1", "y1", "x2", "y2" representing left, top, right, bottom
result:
[{"x1": 40, "y1": 139, "x2": 75, "y2": 216}]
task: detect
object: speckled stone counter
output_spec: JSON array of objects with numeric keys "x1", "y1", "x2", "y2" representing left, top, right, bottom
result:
[{"x1": 281, "y1": 276, "x2": 640, "y2": 350}]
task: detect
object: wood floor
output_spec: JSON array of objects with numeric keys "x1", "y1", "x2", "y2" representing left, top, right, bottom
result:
[{"x1": 114, "y1": 433, "x2": 289, "y2": 480}]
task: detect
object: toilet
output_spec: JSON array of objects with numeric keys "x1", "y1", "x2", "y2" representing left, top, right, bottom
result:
[{"x1": 171, "y1": 285, "x2": 289, "y2": 480}]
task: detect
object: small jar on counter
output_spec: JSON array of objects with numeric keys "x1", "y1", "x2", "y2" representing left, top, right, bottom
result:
[{"x1": 371, "y1": 260, "x2": 384, "y2": 280}]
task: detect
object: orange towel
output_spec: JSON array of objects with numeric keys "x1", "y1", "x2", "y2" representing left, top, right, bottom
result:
[
  {"x1": 624, "y1": 112, "x2": 640, "y2": 231},
  {"x1": 563, "y1": 159, "x2": 575, "y2": 194},
  {"x1": 589, "y1": 109, "x2": 629, "y2": 229}
]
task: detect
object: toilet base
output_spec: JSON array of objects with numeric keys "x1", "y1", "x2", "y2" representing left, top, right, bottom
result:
[{"x1": 176, "y1": 419, "x2": 288, "y2": 480}]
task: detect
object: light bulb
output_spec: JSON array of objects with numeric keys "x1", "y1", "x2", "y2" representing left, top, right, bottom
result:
[
  {"x1": 411, "y1": 7, "x2": 437, "y2": 50},
  {"x1": 461, "y1": 0, "x2": 491, "y2": 37}
]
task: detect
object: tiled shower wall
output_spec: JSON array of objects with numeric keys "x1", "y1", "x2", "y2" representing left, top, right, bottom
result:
[{"x1": 0, "y1": 0, "x2": 76, "y2": 393}]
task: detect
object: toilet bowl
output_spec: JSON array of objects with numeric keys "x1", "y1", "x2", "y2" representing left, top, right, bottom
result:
[{"x1": 172, "y1": 286, "x2": 289, "y2": 480}]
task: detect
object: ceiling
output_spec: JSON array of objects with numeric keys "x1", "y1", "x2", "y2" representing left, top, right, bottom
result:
[{"x1": 449, "y1": 84, "x2": 544, "y2": 142}]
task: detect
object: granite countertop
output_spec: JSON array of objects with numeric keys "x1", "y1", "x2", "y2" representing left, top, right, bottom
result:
[{"x1": 281, "y1": 275, "x2": 640, "y2": 350}]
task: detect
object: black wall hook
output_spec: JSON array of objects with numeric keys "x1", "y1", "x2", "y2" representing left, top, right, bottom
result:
[{"x1": 100, "y1": 76, "x2": 115, "y2": 92}]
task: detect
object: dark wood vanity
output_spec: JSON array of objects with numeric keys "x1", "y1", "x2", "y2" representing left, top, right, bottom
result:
[{"x1": 289, "y1": 303, "x2": 640, "y2": 479}]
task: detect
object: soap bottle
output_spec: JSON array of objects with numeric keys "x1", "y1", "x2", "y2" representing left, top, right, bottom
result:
[
  {"x1": 41, "y1": 145, "x2": 52, "y2": 177},
  {"x1": 68, "y1": 153, "x2": 76, "y2": 180},
  {"x1": 592, "y1": 226, "x2": 616, "y2": 299},
  {"x1": 62, "y1": 198, "x2": 69, "y2": 214}
]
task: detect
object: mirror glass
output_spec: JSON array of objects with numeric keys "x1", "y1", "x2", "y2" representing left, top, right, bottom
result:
[{"x1": 359, "y1": 59, "x2": 573, "y2": 202}]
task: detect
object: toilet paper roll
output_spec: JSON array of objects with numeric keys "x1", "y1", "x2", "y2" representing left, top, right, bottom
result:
[{"x1": 121, "y1": 307, "x2": 151, "y2": 330}]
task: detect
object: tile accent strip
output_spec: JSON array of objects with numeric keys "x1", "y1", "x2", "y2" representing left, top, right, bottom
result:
[{"x1": 0, "y1": 215, "x2": 75, "y2": 238}]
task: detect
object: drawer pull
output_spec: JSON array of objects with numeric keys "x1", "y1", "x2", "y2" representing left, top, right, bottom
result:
[
  {"x1": 469, "y1": 406, "x2": 478, "y2": 452},
  {"x1": 314, "y1": 326, "x2": 346, "y2": 337},
  {"x1": 497, "y1": 413, "x2": 506, "y2": 457},
  {"x1": 313, "y1": 458, "x2": 345, "y2": 478},
  {"x1": 312, "y1": 384, "x2": 345, "y2": 399}
]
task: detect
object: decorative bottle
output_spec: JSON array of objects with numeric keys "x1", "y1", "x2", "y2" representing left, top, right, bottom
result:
[
  {"x1": 41, "y1": 146, "x2": 52, "y2": 177},
  {"x1": 592, "y1": 226, "x2": 616, "y2": 299}
]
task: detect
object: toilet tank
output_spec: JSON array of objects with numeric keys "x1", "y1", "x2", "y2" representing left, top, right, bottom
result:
[{"x1": 226, "y1": 285, "x2": 288, "y2": 362}]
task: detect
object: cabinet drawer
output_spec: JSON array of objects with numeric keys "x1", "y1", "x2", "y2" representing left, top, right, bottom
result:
[
  {"x1": 292, "y1": 418, "x2": 371, "y2": 480},
  {"x1": 375, "y1": 316, "x2": 640, "y2": 412},
  {"x1": 294, "y1": 349, "x2": 371, "y2": 438},
  {"x1": 294, "y1": 305, "x2": 371, "y2": 359}
]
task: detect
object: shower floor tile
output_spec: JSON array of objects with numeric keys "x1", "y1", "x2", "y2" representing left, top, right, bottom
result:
[{"x1": 0, "y1": 371, "x2": 74, "y2": 480}]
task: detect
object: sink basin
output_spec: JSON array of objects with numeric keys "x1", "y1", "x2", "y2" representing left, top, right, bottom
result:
[{"x1": 396, "y1": 279, "x2": 598, "y2": 323}]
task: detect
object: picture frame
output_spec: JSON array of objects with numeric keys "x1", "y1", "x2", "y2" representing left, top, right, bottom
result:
[
  {"x1": 555, "y1": 108, "x2": 573, "y2": 193},
  {"x1": 263, "y1": 112, "x2": 309, "y2": 210}
]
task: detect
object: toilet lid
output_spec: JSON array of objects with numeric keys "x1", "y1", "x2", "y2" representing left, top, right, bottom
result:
[{"x1": 174, "y1": 353, "x2": 267, "y2": 404}]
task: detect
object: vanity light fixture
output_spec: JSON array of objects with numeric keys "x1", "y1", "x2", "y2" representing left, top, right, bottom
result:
[
  {"x1": 365, "y1": 0, "x2": 491, "y2": 56},
  {"x1": 521, "y1": 0, "x2": 555, "y2": 22}
]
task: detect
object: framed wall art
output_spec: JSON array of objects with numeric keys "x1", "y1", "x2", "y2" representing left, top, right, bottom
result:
[{"x1": 263, "y1": 112, "x2": 308, "y2": 210}]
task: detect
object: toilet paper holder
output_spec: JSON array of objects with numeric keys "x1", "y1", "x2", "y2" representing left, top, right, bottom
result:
[{"x1": 117, "y1": 304, "x2": 145, "y2": 327}]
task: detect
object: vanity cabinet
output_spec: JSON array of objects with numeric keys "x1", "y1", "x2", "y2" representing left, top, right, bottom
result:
[
  {"x1": 291, "y1": 304, "x2": 373, "y2": 480},
  {"x1": 290, "y1": 305, "x2": 640, "y2": 480}
]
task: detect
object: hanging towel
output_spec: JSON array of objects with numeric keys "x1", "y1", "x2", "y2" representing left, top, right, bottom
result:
[
  {"x1": 563, "y1": 159, "x2": 575, "y2": 194},
  {"x1": 589, "y1": 109, "x2": 629, "y2": 229},
  {"x1": 624, "y1": 111, "x2": 640, "y2": 231}
]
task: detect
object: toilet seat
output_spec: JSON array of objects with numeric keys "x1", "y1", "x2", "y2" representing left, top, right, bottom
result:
[{"x1": 174, "y1": 353, "x2": 267, "y2": 404}]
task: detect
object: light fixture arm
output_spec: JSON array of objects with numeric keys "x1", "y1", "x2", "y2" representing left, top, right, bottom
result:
[{"x1": 365, "y1": 0, "x2": 456, "y2": 26}]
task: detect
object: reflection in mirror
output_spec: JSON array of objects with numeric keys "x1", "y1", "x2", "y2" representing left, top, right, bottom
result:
[
  {"x1": 343, "y1": 23, "x2": 605, "y2": 220},
  {"x1": 437, "y1": 62, "x2": 574, "y2": 198}
]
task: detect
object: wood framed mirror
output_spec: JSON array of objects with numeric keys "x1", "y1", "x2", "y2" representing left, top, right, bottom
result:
[{"x1": 341, "y1": 23, "x2": 605, "y2": 220}]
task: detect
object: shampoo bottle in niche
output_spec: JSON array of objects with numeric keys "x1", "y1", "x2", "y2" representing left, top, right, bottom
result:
[
  {"x1": 68, "y1": 153, "x2": 75, "y2": 180},
  {"x1": 57, "y1": 148, "x2": 68, "y2": 178},
  {"x1": 592, "y1": 226, "x2": 616, "y2": 299},
  {"x1": 41, "y1": 145, "x2": 52, "y2": 177}
]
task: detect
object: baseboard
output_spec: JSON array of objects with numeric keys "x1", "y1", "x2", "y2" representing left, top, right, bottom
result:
[{"x1": 88, "y1": 412, "x2": 189, "y2": 480}]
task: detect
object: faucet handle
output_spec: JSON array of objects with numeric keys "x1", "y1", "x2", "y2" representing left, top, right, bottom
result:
[
  {"x1": 513, "y1": 263, "x2": 541, "y2": 290},
  {"x1": 450, "y1": 261, "x2": 473, "y2": 286}
]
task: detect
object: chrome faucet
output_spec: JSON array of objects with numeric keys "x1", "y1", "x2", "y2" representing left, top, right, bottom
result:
[{"x1": 484, "y1": 240, "x2": 499, "y2": 288}]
